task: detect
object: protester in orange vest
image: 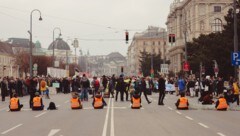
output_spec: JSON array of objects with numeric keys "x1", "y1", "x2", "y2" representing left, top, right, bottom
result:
[
  {"x1": 175, "y1": 92, "x2": 189, "y2": 110},
  {"x1": 9, "y1": 93, "x2": 23, "y2": 111},
  {"x1": 92, "y1": 92, "x2": 107, "y2": 109},
  {"x1": 131, "y1": 91, "x2": 141, "y2": 109},
  {"x1": 32, "y1": 92, "x2": 44, "y2": 111},
  {"x1": 215, "y1": 94, "x2": 228, "y2": 111},
  {"x1": 71, "y1": 93, "x2": 82, "y2": 109}
]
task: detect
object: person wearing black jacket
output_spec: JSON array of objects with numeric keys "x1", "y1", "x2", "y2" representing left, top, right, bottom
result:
[
  {"x1": 1, "y1": 77, "x2": 8, "y2": 101},
  {"x1": 158, "y1": 75, "x2": 166, "y2": 105},
  {"x1": 115, "y1": 75, "x2": 125, "y2": 101},
  {"x1": 80, "y1": 74, "x2": 90, "y2": 101},
  {"x1": 140, "y1": 77, "x2": 151, "y2": 104},
  {"x1": 29, "y1": 77, "x2": 38, "y2": 108}
]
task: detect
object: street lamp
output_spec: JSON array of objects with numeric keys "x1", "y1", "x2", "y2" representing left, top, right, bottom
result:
[
  {"x1": 52, "y1": 27, "x2": 62, "y2": 67},
  {"x1": 29, "y1": 9, "x2": 42, "y2": 77},
  {"x1": 73, "y1": 38, "x2": 79, "y2": 64}
]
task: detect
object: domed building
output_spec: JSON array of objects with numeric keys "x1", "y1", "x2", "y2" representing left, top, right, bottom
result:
[{"x1": 47, "y1": 38, "x2": 75, "y2": 66}]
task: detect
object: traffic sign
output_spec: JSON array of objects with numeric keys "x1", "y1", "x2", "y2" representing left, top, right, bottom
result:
[
  {"x1": 231, "y1": 52, "x2": 240, "y2": 66},
  {"x1": 161, "y1": 64, "x2": 169, "y2": 74}
]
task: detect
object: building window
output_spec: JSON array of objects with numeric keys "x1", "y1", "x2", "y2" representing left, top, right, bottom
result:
[
  {"x1": 200, "y1": 21, "x2": 205, "y2": 31},
  {"x1": 214, "y1": 6, "x2": 221, "y2": 12},
  {"x1": 158, "y1": 41, "x2": 161, "y2": 45},
  {"x1": 212, "y1": 18, "x2": 222, "y2": 32},
  {"x1": 143, "y1": 41, "x2": 146, "y2": 45}
]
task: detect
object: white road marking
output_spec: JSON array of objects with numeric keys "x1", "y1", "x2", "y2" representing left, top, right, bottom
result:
[
  {"x1": 140, "y1": 107, "x2": 145, "y2": 110},
  {"x1": 110, "y1": 98, "x2": 115, "y2": 136},
  {"x1": 35, "y1": 112, "x2": 47, "y2": 118},
  {"x1": 185, "y1": 116, "x2": 193, "y2": 120},
  {"x1": 217, "y1": 132, "x2": 226, "y2": 136},
  {"x1": 168, "y1": 107, "x2": 173, "y2": 110},
  {"x1": 102, "y1": 98, "x2": 111, "y2": 136},
  {"x1": 64, "y1": 100, "x2": 69, "y2": 103},
  {"x1": 56, "y1": 105, "x2": 61, "y2": 107},
  {"x1": 83, "y1": 107, "x2": 94, "y2": 110},
  {"x1": 48, "y1": 129, "x2": 60, "y2": 136},
  {"x1": 198, "y1": 123, "x2": 209, "y2": 128},
  {"x1": 0, "y1": 107, "x2": 8, "y2": 111},
  {"x1": 112, "y1": 107, "x2": 127, "y2": 109},
  {"x1": 176, "y1": 111, "x2": 182, "y2": 115},
  {"x1": 1, "y1": 124, "x2": 23, "y2": 134}
]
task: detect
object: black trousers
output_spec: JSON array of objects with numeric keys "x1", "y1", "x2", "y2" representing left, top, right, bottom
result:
[
  {"x1": 29, "y1": 92, "x2": 35, "y2": 108},
  {"x1": 158, "y1": 91, "x2": 165, "y2": 105},
  {"x1": 233, "y1": 94, "x2": 239, "y2": 105},
  {"x1": 140, "y1": 91, "x2": 150, "y2": 103},
  {"x1": 124, "y1": 90, "x2": 129, "y2": 101},
  {"x1": 115, "y1": 91, "x2": 124, "y2": 101}
]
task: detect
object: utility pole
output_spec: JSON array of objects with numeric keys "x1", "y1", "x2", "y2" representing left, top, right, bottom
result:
[{"x1": 234, "y1": 0, "x2": 239, "y2": 79}]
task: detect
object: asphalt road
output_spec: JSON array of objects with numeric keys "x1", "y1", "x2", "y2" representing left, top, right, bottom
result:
[{"x1": 0, "y1": 93, "x2": 239, "y2": 136}]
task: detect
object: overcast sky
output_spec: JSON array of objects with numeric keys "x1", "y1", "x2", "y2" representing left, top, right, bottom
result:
[{"x1": 0, "y1": 0, "x2": 172, "y2": 56}]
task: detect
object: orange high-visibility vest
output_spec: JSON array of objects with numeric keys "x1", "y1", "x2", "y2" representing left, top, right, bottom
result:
[
  {"x1": 217, "y1": 98, "x2": 228, "y2": 110},
  {"x1": 178, "y1": 97, "x2": 188, "y2": 109},
  {"x1": 132, "y1": 97, "x2": 141, "y2": 108},
  {"x1": 71, "y1": 98, "x2": 80, "y2": 108},
  {"x1": 94, "y1": 97, "x2": 103, "y2": 108},
  {"x1": 10, "y1": 98, "x2": 19, "y2": 110},
  {"x1": 33, "y1": 97, "x2": 41, "y2": 107}
]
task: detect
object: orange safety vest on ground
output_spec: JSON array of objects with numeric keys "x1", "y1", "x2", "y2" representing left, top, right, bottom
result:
[
  {"x1": 94, "y1": 97, "x2": 103, "y2": 108},
  {"x1": 217, "y1": 98, "x2": 228, "y2": 110},
  {"x1": 71, "y1": 98, "x2": 80, "y2": 108},
  {"x1": 10, "y1": 98, "x2": 19, "y2": 110},
  {"x1": 178, "y1": 97, "x2": 188, "y2": 109},
  {"x1": 132, "y1": 97, "x2": 141, "y2": 108},
  {"x1": 33, "y1": 97, "x2": 41, "y2": 107}
]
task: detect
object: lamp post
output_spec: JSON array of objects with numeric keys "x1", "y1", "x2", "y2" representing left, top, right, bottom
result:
[
  {"x1": 52, "y1": 27, "x2": 62, "y2": 67},
  {"x1": 234, "y1": 0, "x2": 239, "y2": 79},
  {"x1": 29, "y1": 9, "x2": 42, "y2": 77},
  {"x1": 66, "y1": 39, "x2": 73, "y2": 70},
  {"x1": 73, "y1": 38, "x2": 79, "y2": 64}
]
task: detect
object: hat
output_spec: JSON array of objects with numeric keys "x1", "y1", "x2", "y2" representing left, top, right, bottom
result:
[{"x1": 35, "y1": 92, "x2": 39, "y2": 96}]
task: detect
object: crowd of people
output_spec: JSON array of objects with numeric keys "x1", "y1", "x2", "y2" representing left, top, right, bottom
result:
[{"x1": 1, "y1": 73, "x2": 239, "y2": 111}]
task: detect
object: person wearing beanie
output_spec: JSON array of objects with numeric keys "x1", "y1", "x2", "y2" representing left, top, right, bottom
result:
[{"x1": 32, "y1": 92, "x2": 44, "y2": 111}]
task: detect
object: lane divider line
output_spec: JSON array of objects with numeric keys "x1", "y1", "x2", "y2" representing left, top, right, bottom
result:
[
  {"x1": 35, "y1": 112, "x2": 47, "y2": 118},
  {"x1": 168, "y1": 107, "x2": 173, "y2": 110},
  {"x1": 1, "y1": 124, "x2": 23, "y2": 135},
  {"x1": 217, "y1": 132, "x2": 226, "y2": 136},
  {"x1": 102, "y1": 98, "x2": 111, "y2": 136},
  {"x1": 110, "y1": 98, "x2": 115, "y2": 136},
  {"x1": 198, "y1": 123, "x2": 209, "y2": 128},
  {"x1": 176, "y1": 111, "x2": 182, "y2": 115},
  {"x1": 185, "y1": 116, "x2": 193, "y2": 120},
  {"x1": 64, "y1": 100, "x2": 69, "y2": 104}
]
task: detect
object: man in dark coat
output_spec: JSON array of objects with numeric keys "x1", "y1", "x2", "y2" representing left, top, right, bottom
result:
[
  {"x1": 29, "y1": 77, "x2": 38, "y2": 108},
  {"x1": 1, "y1": 77, "x2": 8, "y2": 101},
  {"x1": 158, "y1": 75, "x2": 166, "y2": 105},
  {"x1": 140, "y1": 77, "x2": 151, "y2": 104},
  {"x1": 115, "y1": 75, "x2": 125, "y2": 101}
]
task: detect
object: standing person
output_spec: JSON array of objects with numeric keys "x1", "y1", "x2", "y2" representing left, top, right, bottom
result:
[
  {"x1": 16, "y1": 78, "x2": 23, "y2": 97},
  {"x1": 140, "y1": 77, "x2": 151, "y2": 104},
  {"x1": 102, "y1": 75, "x2": 108, "y2": 93},
  {"x1": 217, "y1": 77, "x2": 224, "y2": 97},
  {"x1": 124, "y1": 77, "x2": 131, "y2": 101},
  {"x1": 188, "y1": 78, "x2": 195, "y2": 97},
  {"x1": 29, "y1": 77, "x2": 38, "y2": 108},
  {"x1": 115, "y1": 75, "x2": 125, "y2": 101},
  {"x1": 92, "y1": 76, "x2": 100, "y2": 97},
  {"x1": 8, "y1": 77, "x2": 16, "y2": 98},
  {"x1": 195, "y1": 78, "x2": 200, "y2": 97},
  {"x1": 174, "y1": 77, "x2": 179, "y2": 96},
  {"x1": 158, "y1": 75, "x2": 166, "y2": 105},
  {"x1": 9, "y1": 93, "x2": 23, "y2": 111},
  {"x1": 178, "y1": 77, "x2": 185, "y2": 95},
  {"x1": 80, "y1": 74, "x2": 90, "y2": 101},
  {"x1": 108, "y1": 78, "x2": 115, "y2": 98},
  {"x1": 40, "y1": 79, "x2": 50, "y2": 99},
  {"x1": 1, "y1": 77, "x2": 8, "y2": 101},
  {"x1": 232, "y1": 78, "x2": 239, "y2": 106}
]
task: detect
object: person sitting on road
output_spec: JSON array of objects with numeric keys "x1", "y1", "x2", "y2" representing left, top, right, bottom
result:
[
  {"x1": 202, "y1": 93, "x2": 214, "y2": 105},
  {"x1": 215, "y1": 94, "x2": 228, "y2": 111},
  {"x1": 131, "y1": 91, "x2": 141, "y2": 109},
  {"x1": 175, "y1": 92, "x2": 189, "y2": 110},
  {"x1": 32, "y1": 92, "x2": 44, "y2": 111},
  {"x1": 9, "y1": 93, "x2": 23, "y2": 111},
  {"x1": 71, "y1": 93, "x2": 82, "y2": 109},
  {"x1": 92, "y1": 91, "x2": 107, "y2": 109}
]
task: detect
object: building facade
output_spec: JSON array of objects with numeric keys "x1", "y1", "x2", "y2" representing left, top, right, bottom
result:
[
  {"x1": 166, "y1": 0, "x2": 232, "y2": 72},
  {"x1": 127, "y1": 26, "x2": 167, "y2": 76}
]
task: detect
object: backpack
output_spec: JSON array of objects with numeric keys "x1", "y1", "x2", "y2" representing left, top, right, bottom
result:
[
  {"x1": 94, "y1": 80, "x2": 100, "y2": 87},
  {"x1": 47, "y1": 102, "x2": 57, "y2": 110}
]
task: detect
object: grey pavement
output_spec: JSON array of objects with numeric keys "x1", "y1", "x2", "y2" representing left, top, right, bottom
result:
[{"x1": 0, "y1": 93, "x2": 240, "y2": 136}]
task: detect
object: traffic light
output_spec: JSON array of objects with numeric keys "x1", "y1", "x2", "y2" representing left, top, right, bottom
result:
[
  {"x1": 183, "y1": 61, "x2": 190, "y2": 71},
  {"x1": 125, "y1": 31, "x2": 129, "y2": 43},
  {"x1": 168, "y1": 34, "x2": 175, "y2": 43},
  {"x1": 121, "y1": 66, "x2": 124, "y2": 73},
  {"x1": 3, "y1": 65, "x2": 6, "y2": 71}
]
